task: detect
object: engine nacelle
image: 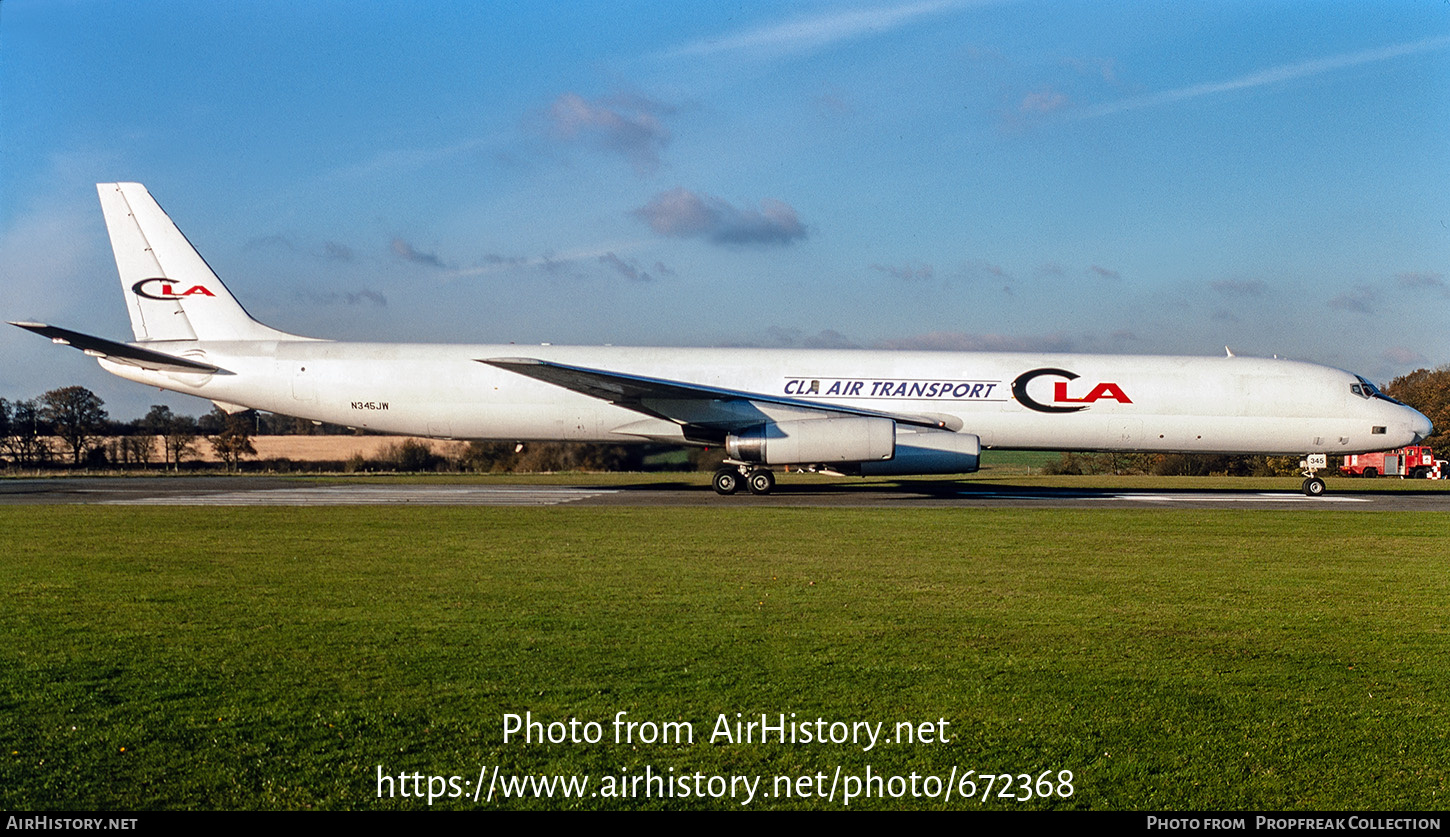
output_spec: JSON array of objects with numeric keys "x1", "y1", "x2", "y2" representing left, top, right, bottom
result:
[
  {"x1": 726, "y1": 417, "x2": 896, "y2": 464},
  {"x1": 857, "y1": 428, "x2": 980, "y2": 475},
  {"x1": 724, "y1": 419, "x2": 981, "y2": 475}
]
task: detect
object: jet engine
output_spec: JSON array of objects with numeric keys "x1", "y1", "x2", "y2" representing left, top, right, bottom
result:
[
  {"x1": 724, "y1": 418, "x2": 980, "y2": 475},
  {"x1": 858, "y1": 428, "x2": 980, "y2": 475},
  {"x1": 725, "y1": 417, "x2": 896, "y2": 464}
]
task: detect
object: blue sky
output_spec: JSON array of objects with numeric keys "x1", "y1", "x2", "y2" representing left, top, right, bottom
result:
[{"x1": 3, "y1": 1, "x2": 1448, "y2": 420}]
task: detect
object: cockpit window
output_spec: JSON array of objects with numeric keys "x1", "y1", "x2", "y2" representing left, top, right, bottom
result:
[{"x1": 1355, "y1": 375, "x2": 1406, "y2": 406}]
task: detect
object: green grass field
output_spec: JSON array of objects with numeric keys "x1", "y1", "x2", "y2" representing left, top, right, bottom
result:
[{"x1": 2, "y1": 505, "x2": 1447, "y2": 810}]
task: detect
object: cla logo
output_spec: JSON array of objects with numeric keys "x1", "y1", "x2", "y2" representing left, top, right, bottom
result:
[
  {"x1": 131, "y1": 278, "x2": 216, "y2": 301},
  {"x1": 1012, "y1": 367, "x2": 1132, "y2": 414}
]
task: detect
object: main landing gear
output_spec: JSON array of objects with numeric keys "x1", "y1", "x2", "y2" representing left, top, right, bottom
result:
[
  {"x1": 1299, "y1": 453, "x2": 1327, "y2": 497},
  {"x1": 713, "y1": 465, "x2": 776, "y2": 495}
]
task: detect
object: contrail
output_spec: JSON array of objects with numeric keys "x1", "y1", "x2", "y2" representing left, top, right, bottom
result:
[
  {"x1": 663, "y1": 0, "x2": 974, "y2": 59},
  {"x1": 1075, "y1": 34, "x2": 1450, "y2": 119}
]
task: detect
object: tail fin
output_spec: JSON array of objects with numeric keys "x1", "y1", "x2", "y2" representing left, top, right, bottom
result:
[{"x1": 98, "y1": 182, "x2": 302, "y2": 342}]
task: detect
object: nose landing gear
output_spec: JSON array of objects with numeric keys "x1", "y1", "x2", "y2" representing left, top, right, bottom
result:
[{"x1": 1299, "y1": 453, "x2": 1327, "y2": 497}]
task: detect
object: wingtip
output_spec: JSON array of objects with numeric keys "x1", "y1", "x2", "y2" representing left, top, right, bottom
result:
[{"x1": 478, "y1": 357, "x2": 545, "y2": 366}]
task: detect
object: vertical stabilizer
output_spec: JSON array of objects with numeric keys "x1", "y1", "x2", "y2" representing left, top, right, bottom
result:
[{"x1": 98, "y1": 183, "x2": 299, "y2": 342}]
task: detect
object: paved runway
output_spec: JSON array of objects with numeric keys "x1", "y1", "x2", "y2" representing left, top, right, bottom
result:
[{"x1": 3, "y1": 476, "x2": 1448, "y2": 510}]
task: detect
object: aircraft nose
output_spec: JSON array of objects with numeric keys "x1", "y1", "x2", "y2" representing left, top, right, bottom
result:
[{"x1": 1407, "y1": 407, "x2": 1433, "y2": 444}]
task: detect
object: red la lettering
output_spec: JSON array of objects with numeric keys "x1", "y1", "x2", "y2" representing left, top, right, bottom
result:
[
  {"x1": 132, "y1": 278, "x2": 217, "y2": 300},
  {"x1": 1054, "y1": 381, "x2": 1132, "y2": 404},
  {"x1": 154, "y1": 283, "x2": 214, "y2": 297},
  {"x1": 1082, "y1": 382, "x2": 1131, "y2": 403}
]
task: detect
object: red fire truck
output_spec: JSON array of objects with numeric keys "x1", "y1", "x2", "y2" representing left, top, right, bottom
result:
[{"x1": 1340, "y1": 446, "x2": 1444, "y2": 479}]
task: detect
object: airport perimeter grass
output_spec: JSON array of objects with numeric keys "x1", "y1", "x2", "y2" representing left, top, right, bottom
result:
[{"x1": 2, "y1": 506, "x2": 1447, "y2": 810}]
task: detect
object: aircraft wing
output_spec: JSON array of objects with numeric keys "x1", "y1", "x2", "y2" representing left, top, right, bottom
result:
[
  {"x1": 480, "y1": 357, "x2": 960, "y2": 435},
  {"x1": 10, "y1": 322, "x2": 223, "y2": 374}
]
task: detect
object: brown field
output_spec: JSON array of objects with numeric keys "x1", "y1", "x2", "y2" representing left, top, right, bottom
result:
[
  {"x1": 112, "y1": 434, "x2": 466, "y2": 463},
  {"x1": 234, "y1": 434, "x2": 466, "y2": 462}
]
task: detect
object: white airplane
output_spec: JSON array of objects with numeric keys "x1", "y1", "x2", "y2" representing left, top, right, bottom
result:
[{"x1": 12, "y1": 183, "x2": 1433, "y2": 496}]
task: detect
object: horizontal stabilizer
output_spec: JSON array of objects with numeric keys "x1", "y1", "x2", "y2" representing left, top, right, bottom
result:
[{"x1": 9, "y1": 322, "x2": 222, "y2": 373}]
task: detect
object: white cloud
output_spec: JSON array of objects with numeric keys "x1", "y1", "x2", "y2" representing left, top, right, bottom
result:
[
  {"x1": 546, "y1": 92, "x2": 674, "y2": 176},
  {"x1": 877, "y1": 331, "x2": 1075, "y2": 352},
  {"x1": 870, "y1": 262, "x2": 934, "y2": 281},
  {"x1": 390, "y1": 238, "x2": 448, "y2": 269},
  {"x1": 1020, "y1": 88, "x2": 1069, "y2": 114},
  {"x1": 633, "y1": 188, "x2": 808, "y2": 246},
  {"x1": 1327, "y1": 286, "x2": 1378, "y2": 315}
]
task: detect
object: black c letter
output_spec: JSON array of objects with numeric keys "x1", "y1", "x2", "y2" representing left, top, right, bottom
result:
[{"x1": 1012, "y1": 367, "x2": 1086, "y2": 413}]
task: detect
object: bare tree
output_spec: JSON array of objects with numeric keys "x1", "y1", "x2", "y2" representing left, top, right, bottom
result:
[
  {"x1": 143, "y1": 405, "x2": 198, "y2": 470},
  {"x1": 40, "y1": 386, "x2": 108, "y2": 466},
  {"x1": 124, "y1": 433, "x2": 156, "y2": 465},
  {"x1": 2, "y1": 399, "x2": 51, "y2": 465},
  {"x1": 207, "y1": 407, "x2": 256, "y2": 471},
  {"x1": 164, "y1": 420, "x2": 199, "y2": 469},
  {"x1": 107, "y1": 432, "x2": 155, "y2": 467}
]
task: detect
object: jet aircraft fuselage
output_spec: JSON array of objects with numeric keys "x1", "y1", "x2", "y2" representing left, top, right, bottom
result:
[{"x1": 13, "y1": 183, "x2": 1433, "y2": 496}]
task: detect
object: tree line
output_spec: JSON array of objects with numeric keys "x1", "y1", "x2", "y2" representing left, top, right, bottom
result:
[
  {"x1": 0, "y1": 385, "x2": 714, "y2": 473},
  {"x1": 0, "y1": 386, "x2": 263, "y2": 470},
  {"x1": 1382, "y1": 365, "x2": 1450, "y2": 450}
]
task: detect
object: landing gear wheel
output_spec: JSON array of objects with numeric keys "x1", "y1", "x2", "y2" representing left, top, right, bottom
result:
[
  {"x1": 747, "y1": 468, "x2": 776, "y2": 495},
  {"x1": 1299, "y1": 453, "x2": 1328, "y2": 498},
  {"x1": 713, "y1": 468, "x2": 741, "y2": 495}
]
